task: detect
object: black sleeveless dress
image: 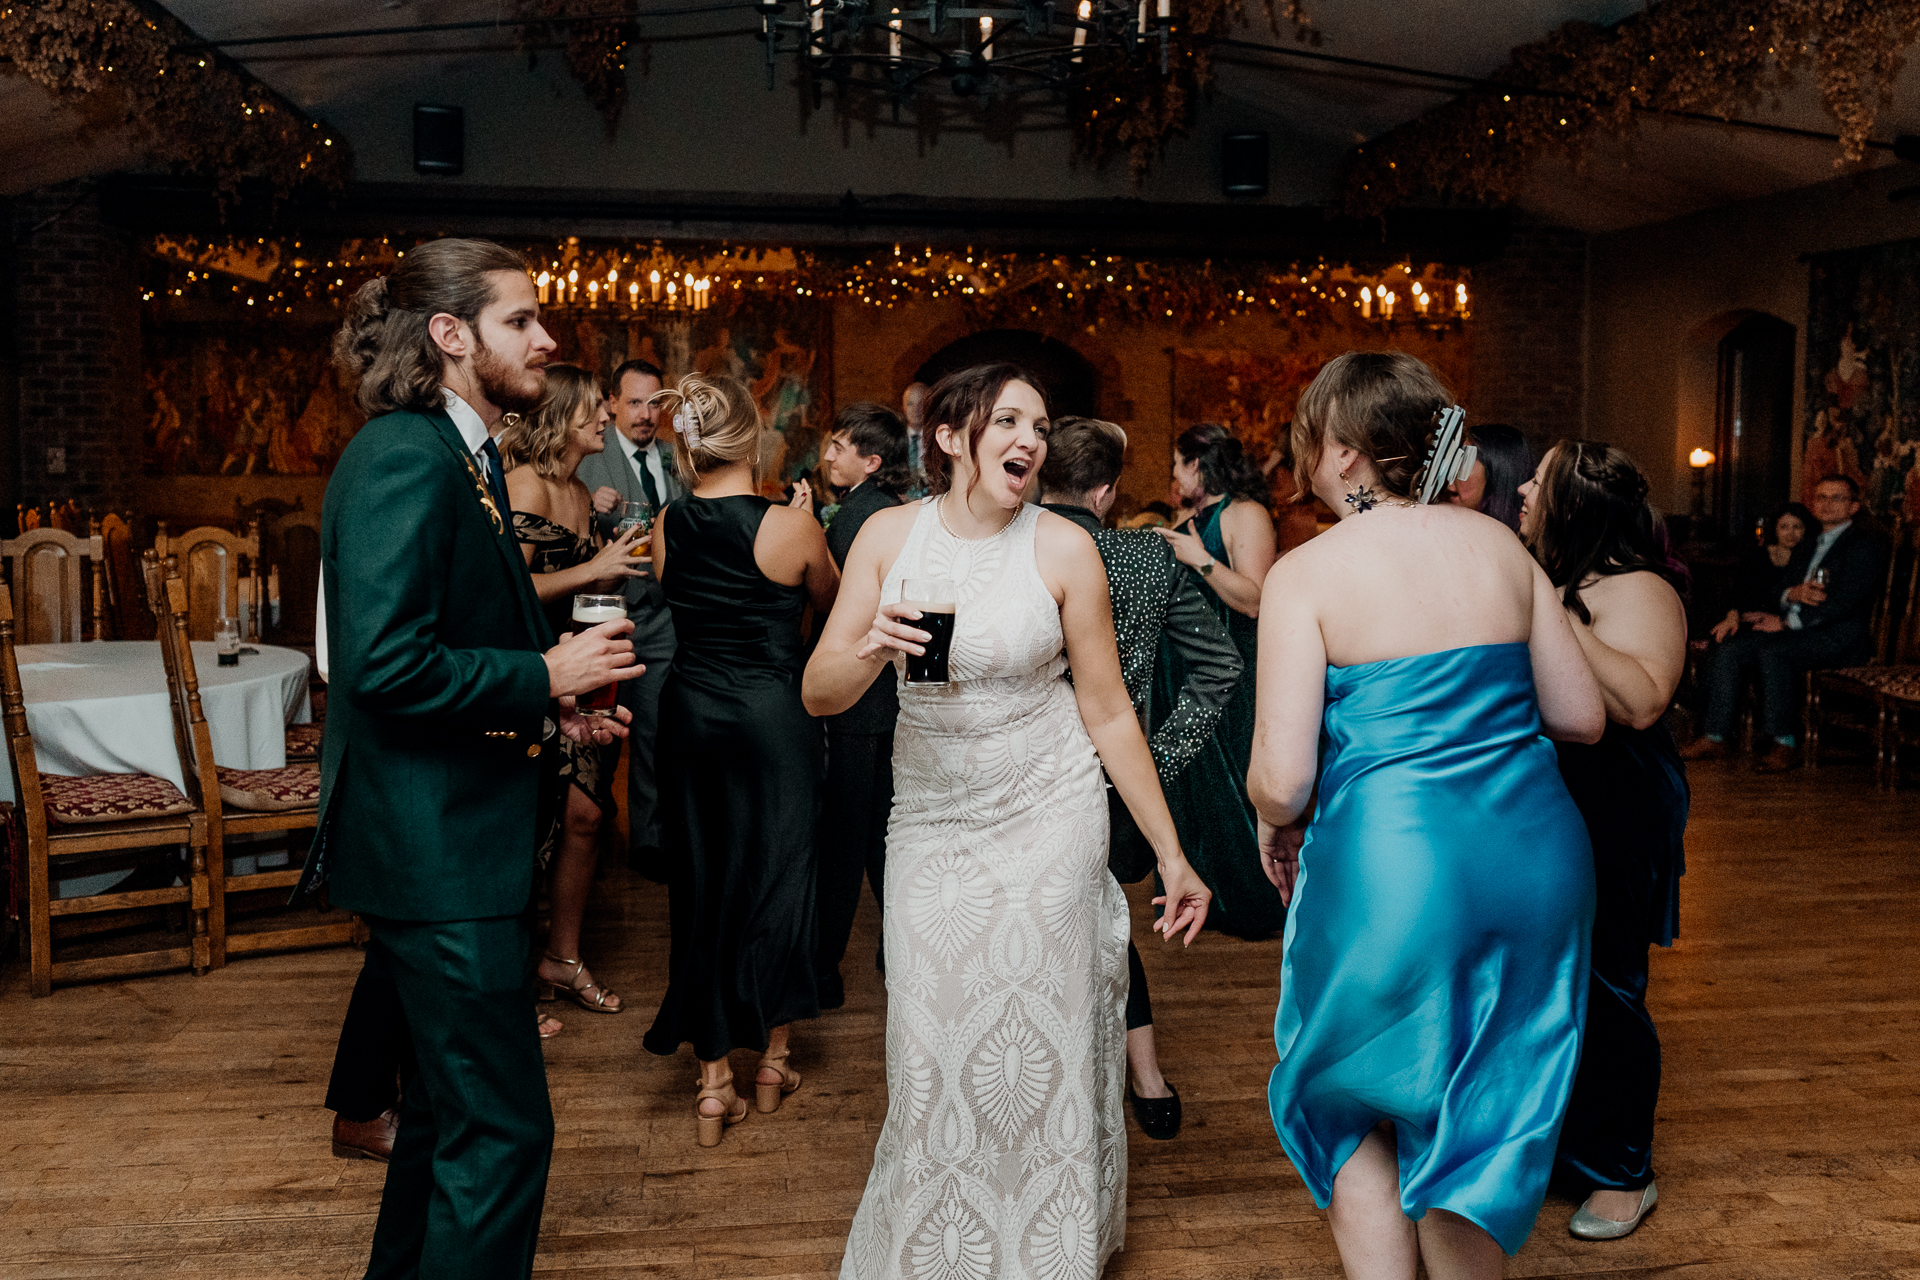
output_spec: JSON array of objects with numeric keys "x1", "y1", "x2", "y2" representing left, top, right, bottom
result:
[{"x1": 643, "y1": 495, "x2": 822, "y2": 1060}]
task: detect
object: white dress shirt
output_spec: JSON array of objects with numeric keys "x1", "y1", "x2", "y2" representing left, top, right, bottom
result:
[
  {"x1": 617, "y1": 429, "x2": 669, "y2": 501},
  {"x1": 1785, "y1": 519, "x2": 1850, "y2": 630}
]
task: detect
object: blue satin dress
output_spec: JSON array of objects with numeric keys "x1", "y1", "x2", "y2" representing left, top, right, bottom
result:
[{"x1": 1268, "y1": 644, "x2": 1595, "y2": 1255}]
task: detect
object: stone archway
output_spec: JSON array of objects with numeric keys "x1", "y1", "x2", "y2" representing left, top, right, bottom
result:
[{"x1": 907, "y1": 329, "x2": 1101, "y2": 417}]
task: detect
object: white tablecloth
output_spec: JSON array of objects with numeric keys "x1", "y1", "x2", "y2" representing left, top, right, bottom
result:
[{"x1": 2, "y1": 641, "x2": 311, "y2": 805}]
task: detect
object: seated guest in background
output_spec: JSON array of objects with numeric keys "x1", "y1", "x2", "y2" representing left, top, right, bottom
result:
[
  {"x1": 577, "y1": 358, "x2": 684, "y2": 881},
  {"x1": 1683, "y1": 475, "x2": 1888, "y2": 771},
  {"x1": 1155, "y1": 422, "x2": 1282, "y2": 938},
  {"x1": 813, "y1": 403, "x2": 912, "y2": 1009},
  {"x1": 1040, "y1": 415, "x2": 1243, "y2": 1140},
  {"x1": 1521, "y1": 441, "x2": 1690, "y2": 1241},
  {"x1": 1445, "y1": 421, "x2": 1534, "y2": 533},
  {"x1": 308, "y1": 237, "x2": 639, "y2": 1278},
  {"x1": 1707, "y1": 502, "x2": 1815, "y2": 642},
  {"x1": 642, "y1": 373, "x2": 839, "y2": 1146},
  {"x1": 500, "y1": 364, "x2": 651, "y2": 1018}
]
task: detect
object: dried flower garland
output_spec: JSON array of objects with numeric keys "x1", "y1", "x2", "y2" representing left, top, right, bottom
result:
[
  {"x1": 1344, "y1": 0, "x2": 1920, "y2": 217},
  {"x1": 0, "y1": 0, "x2": 351, "y2": 201},
  {"x1": 512, "y1": 0, "x2": 638, "y2": 137}
]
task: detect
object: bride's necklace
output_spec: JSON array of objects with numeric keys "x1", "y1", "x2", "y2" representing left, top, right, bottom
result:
[{"x1": 936, "y1": 492, "x2": 1018, "y2": 543}]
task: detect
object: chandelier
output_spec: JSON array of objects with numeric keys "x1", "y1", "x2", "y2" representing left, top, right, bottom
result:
[{"x1": 755, "y1": 0, "x2": 1171, "y2": 109}]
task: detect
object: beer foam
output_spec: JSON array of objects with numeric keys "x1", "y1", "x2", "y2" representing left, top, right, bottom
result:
[
  {"x1": 572, "y1": 603, "x2": 628, "y2": 626},
  {"x1": 903, "y1": 600, "x2": 956, "y2": 613}
]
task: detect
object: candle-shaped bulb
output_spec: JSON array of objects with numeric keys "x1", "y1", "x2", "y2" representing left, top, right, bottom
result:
[
  {"x1": 1073, "y1": 0, "x2": 1090, "y2": 50},
  {"x1": 1157, "y1": 0, "x2": 1170, "y2": 18},
  {"x1": 979, "y1": 15, "x2": 993, "y2": 58},
  {"x1": 1359, "y1": 285, "x2": 1372, "y2": 318},
  {"x1": 890, "y1": 8, "x2": 901, "y2": 59}
]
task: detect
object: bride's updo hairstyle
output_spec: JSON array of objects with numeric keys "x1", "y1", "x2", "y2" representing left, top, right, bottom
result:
[
  {"x1": 331, "y1": 238, "x2": 531, "y2": 417},
  {"x1": 1291, "y1": 351, "x2": 1452, "y2": 503},
  {"x1": 922, "y1": 362, "x2": 1049, "y2": 498},
  {"x1": 649, "y1": 373, "x2": 763, "y2": 483},
  {"x1": 496, "y1": 364, "x2": 601, "y2": 477},
  {"x1": 1526, "y1": 440, "x2": 1669, "y2": 624}
]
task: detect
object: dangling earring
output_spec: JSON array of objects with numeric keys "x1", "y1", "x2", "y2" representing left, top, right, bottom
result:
[{"x1": 1340, "y1": 465, "x2": 1381, "y2": 514}]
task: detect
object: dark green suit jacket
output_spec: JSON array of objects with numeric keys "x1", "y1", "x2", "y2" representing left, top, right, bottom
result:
[{"x1": 300, "y1": 406, "x2": 557, "y2": 921}]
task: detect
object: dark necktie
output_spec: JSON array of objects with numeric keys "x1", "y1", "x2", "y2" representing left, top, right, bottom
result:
[
  {"x1": 636, "y1": 444, "x2": 662, "y2": 507},
  {"x1": 479, "y1": 438, "x2": 513, "y2": 518}
]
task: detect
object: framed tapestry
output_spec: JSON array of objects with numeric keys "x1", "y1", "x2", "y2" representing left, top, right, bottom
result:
[{"x1": 1806, "y1": 238, "x2": 1920, "y2": 523}]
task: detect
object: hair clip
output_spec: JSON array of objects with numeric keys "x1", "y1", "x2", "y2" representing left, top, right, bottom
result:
[
  {"x1": 672, "y1": 405, "x2": 703, "y2": 450},
  {"x1": 1414, "y1": 406, "x2": 1475, "y2": 505}
]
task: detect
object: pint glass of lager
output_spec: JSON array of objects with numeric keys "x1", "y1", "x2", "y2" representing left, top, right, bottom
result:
[
  {"x1": 572, "y1": 593, "x2": 626, "y2": 716},
  {"x1": 616, "y1": 501, "x2": 654, "y2": 556},
  {"x1": 901, "y1": 579, "x2": 958, "y2": 685}
]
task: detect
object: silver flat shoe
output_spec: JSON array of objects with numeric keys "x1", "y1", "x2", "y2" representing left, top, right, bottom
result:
[{"x1": 1569, "y1": 1182, "x2": 1657, "y2": 1240}]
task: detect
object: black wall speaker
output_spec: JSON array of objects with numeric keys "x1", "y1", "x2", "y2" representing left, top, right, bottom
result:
[
  {"x1": 414, "y1": 104, "x2": 464, "y2": 176},
  {"x1": 1222, "y1": 131, "x2": 1269, "y2": 198}
]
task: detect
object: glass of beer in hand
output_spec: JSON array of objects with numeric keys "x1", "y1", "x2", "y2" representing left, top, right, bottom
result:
[
  {"x1": 616, "y1": 501, "x2": 654, "y2": 557},
  {"x1": 901, "y1": 579, "x2": 958, "y2": 686},
  {"x1": 572, "y1": 593, "x2": 626, "y2": 716}
]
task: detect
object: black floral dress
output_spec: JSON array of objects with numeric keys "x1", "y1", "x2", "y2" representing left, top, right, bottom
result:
[{"x1": 515, "y1": 511, "x2": 618, "y2": 866}]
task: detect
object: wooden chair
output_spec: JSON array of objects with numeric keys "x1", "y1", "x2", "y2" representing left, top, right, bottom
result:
[
  {"x1": 1809, "y1": 520, "x2": 1919, "y2": 784},
  {"x1": 97, "y1": 512, "x2": 148, "y2": 641},
  {"x1": 267, "y1": 506, "x2": 321, "y2": 647},
  {"x1": 153, "y1": 521, "x2": 263, "y2": 643},
  {"x1": 1, "y1": 524, "x2": 106, "y2": 644},
  {"x1": 148, "y1": 555, "x2": 355, "y2": 965},
  {"x1": 4, "y1": 574, "x2": 212, "y2": 997}
]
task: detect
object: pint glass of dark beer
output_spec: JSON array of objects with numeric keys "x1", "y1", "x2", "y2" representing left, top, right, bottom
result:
[
  {"x1": 901, "y1": 579, "x2": 957, "y2": 686},
  {"x1": 572, "y1": 593, "x2": 626, "y2": 716}
]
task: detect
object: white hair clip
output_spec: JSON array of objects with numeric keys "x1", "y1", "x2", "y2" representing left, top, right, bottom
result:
[
  {"x1": 1415, "y1": 405, "x2": 1476, "y2": 505},
  {"x1": 672, "y1": 405, "x2": 703, "y2": 449}
]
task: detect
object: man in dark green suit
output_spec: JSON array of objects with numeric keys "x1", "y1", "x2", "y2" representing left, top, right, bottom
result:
[{"x1": 302, "y1": 238, "x2": 641, "y2": 1279}]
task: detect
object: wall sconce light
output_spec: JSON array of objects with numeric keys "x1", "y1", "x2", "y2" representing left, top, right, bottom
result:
[{"x1": 1689, "y1": 447, "x2": 1715, "y2": 524}]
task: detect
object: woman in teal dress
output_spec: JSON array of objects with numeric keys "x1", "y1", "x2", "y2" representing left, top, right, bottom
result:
[
  {"x1": 1154, "y1": 422, "x2": 1282, "y2": 937},
  {"x1": 1248, "y1": 353, "x2": 1606, "y2": 1278}
]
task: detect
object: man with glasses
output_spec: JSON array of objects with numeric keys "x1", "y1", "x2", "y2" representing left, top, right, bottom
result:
[{"x1": 1684, "y1": 474, "x2": 1888, "y2": 772}]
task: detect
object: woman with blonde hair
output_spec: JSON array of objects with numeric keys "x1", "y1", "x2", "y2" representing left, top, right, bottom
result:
[
  {"x1": 501, "y1": 363, "x2": 649, "y2": 1029},
  {"x1": 1249, "y1": 351, "x2": 1603, "y2": 1277},
  {"x1": 639, "y1": 373, "x2": 839, "y2": 1146}
]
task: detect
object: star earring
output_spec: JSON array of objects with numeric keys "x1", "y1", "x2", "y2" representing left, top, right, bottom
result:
[{"x1": 1340, "y1": 465, "x2": 1382, "y2": 514}]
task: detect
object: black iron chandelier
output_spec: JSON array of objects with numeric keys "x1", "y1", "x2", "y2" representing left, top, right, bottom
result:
[{"x1": 755, "y1": 0, "x2": 1171, "y2": 108}]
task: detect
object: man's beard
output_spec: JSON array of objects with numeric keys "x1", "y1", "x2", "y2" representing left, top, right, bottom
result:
[{"x1": 472, "y1": 334, "x2": 546, "y2": 414}]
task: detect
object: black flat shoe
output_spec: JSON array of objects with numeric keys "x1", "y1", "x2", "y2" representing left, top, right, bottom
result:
[{"x1": 1129, "y1": 1083, "x2": 1181, "y2": 1140}]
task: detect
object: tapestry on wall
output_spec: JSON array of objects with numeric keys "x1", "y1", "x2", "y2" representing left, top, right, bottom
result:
[
  {"x1": 1805, "y1": 239, "x2": 1920, "y2": 523},
  {"x1": 1171, "y1": 327, "x2": 1470, "y2": 501},
  {"x1": 142, "y1": 302, "x2": 833, "y2": 486}
]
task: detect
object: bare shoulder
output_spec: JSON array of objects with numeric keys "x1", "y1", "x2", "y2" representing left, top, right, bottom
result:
[
  {"x1": 1034, "y1": 506, "x2": 1099, "y2": 556},
  {"x1": 1222, "y1": 498, "x2": 1275, "y2": 532},
  {"x1": 505, "y1": 470, "x2": 552, "y2": 515},
  {"x1": 762, "y1": 501, "x2": 826, "y2": 542},
  {"x1": 1582, "y1": 568, "x2": 1683, "y2": 618}
]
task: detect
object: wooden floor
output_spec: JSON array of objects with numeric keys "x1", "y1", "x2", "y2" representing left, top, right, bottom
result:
[{"x1": 3, "y1": 759, "x2": 1918, "y2": 1278}]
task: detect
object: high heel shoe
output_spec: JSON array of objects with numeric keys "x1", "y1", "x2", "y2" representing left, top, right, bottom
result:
[
  {"x1": 538, "y1": 953, "x2": 622, "y2": 1014},
  {"x1": 754, "y1": 1044, "x2": 802, "y2": 1114},
  {"x1": 695, "y1": 1072, "x2": 749, "y2": 1148}
]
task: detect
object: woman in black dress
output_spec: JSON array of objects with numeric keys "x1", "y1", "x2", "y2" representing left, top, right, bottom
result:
[
  {"x1": 1152, "y1": 422, "x2": 1281, "y2": 938},
  {"x1": 1707, "y1": 502, "x2": 1815, "y2": 641},
  {"x1": 639, "y1": 372, "x2": 839, "y2": 1146},
  {"x1": 1520, "y1": 441, "x2": 1690, "y2": 1241},
  {"x1": 500, "y1": 364, "x2": 649, "y2": 1029}
]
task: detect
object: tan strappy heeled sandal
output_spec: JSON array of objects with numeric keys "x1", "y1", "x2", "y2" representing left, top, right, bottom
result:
[
  {"x1": 696, "y1": 1072, "x2": 749, "y2": 1148},
  {"x1": 538, "y1": 953, "x2": 622, "y2": 1014},
  {"x1": 755, "y1": 1044, "x2": 803, "y2": 1114}
]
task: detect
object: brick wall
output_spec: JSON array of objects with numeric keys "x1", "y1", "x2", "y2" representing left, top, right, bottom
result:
[
  {"x1": 1468, "y1": 218, "x2": 1589, "y2": 439},
  {"x1": 7, "y1": 183, "x2": 142, "y2": 522}
]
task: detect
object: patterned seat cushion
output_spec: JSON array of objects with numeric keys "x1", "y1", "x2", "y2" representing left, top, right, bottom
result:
[
  {"x1": 41, "y1": 772, "x2": 194, "y2": 826},
  {"x1": 284, "y1": 723, "x2": 324, "y2": 761},
  {"x1": 1824, "y1": 666, "x2": 1920, "y2": 698},
  {"x1": 217, "y1": 764, "x2": 321, "y2": 813}
]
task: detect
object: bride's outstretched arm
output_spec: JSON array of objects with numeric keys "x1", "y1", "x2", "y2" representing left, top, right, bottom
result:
[
  {"x1": 802, "y1": 505, "x2": 917, "y2": 716},
  {"x1": 1044, "y1": 517, "x2": 1210, "y2": 946}
]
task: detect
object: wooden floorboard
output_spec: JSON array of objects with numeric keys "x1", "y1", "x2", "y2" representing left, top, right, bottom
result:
[{"x1": 2, "y1": 760, "x2": 1918, "y2": 1277}]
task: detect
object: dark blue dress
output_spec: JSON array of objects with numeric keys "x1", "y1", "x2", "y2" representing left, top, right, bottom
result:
[
  {"x1": 1269, "y1": 643, "x2": 1595, "y2": 1255},
  {"x1": 644, "y1": 495, "x2": 822, "y2": 1060}
]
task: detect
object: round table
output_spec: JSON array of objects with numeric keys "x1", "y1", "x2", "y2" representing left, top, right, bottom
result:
[{"x1": 2, "y1": 640, "x2": 312, "y2": 807}]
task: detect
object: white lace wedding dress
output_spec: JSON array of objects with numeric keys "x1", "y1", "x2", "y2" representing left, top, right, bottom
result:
[{"x1": 841, "y1": 499, "x2": 1128, "y2": 1280}]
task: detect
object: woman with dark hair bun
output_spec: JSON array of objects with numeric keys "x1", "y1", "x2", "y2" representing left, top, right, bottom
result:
[
  {"x1": 1519, "y1": 440, "x2": 1690, "y2": 1241},
  {"x1": 1444, "y1": 422, "x2": 1534, "y2": 532},
  {"x1": 1153, "y1": 421, "x2": 1282, "y2": 937},
  {"x1": 1707, "y1": 502, "x2": 1815, "y2": 642}
]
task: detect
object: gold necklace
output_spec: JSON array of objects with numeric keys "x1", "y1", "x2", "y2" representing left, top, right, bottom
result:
[{"x1": 936, "y1": 492, "x2": 1018, "y2": 542}]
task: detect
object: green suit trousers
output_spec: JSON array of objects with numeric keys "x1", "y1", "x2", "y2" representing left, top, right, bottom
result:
[{"x1": 363, "y1": 913, "x2": 553, "y2": 1280}]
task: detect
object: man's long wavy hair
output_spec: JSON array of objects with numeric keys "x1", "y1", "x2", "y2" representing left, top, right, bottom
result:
[{"x1": 331, "y1": 238, "x2": 530, "y2": 417}]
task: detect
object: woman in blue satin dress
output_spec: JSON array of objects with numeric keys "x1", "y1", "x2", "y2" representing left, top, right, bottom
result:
[{"x1": 1248, "y1": 352, "x2": 1606, "y2": 1279}]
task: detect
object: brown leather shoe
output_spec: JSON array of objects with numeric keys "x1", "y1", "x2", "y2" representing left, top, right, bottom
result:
[
  {"x1": 332, "y1": 1109, "x2": 398, "y2": 1162},
  {"x1": 1754, "y1": 743, "x2": 1800, "y2": 773},
  {"x1": 1679, "y1": 736, "x2": 1731, "y2": 762}
]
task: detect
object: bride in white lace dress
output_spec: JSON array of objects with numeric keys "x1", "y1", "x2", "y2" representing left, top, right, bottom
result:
[{"x1": 805, "y1": 364, "x2": 1212, "y2": 1280}]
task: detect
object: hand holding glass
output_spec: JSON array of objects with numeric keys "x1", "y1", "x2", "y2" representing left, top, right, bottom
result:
[
  {"x1": 616, "y1": 501, "x2": 655, "y2": 556},
  {"x1": 901, "y1": 579, "x2": 957, "y2": 685},
  {"x1": 572, "y1": 594, "x2": 627, "y2": 715}
]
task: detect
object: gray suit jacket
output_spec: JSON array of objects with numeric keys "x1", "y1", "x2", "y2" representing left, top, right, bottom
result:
[{"x1": 577, "y1": 436, "x2": 685, "y2": 659}]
